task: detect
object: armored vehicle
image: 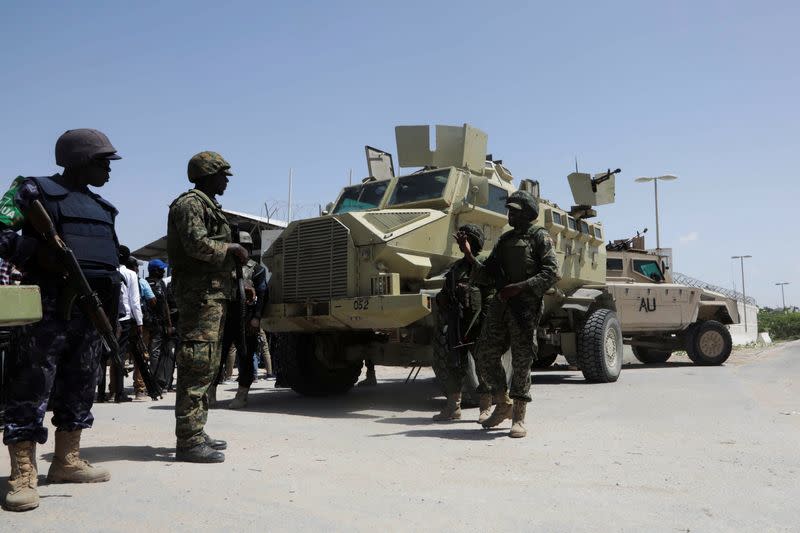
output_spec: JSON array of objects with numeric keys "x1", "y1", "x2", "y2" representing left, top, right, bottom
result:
[
  {"x1": 262, "y1": 124, "x2": 624, "y2": 395},
  {"x1": 0, "y1": 285, "x2": 42, "y2": 326},
  {"x1": 604, "y1": 234, "x2": 738, "y2": 365}
]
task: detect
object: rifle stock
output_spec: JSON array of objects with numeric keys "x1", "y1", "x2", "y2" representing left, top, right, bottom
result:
[{"x1": 27, "y1": 200, "x2": 126, "y2": 376}]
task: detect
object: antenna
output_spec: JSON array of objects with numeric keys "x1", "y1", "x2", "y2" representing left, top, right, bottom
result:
[{"x1": 574, "y1": 157, "x2": 579, "y2": 174}]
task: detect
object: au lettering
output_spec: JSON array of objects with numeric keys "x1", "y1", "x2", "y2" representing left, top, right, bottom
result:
[{"x1": 639, "y1": 298, "x2": 656, "y2": 312}]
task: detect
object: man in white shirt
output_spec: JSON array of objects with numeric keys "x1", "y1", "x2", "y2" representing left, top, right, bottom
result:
[{"x1": 112, "y1": 246, "x2": 143, "y2": 403}]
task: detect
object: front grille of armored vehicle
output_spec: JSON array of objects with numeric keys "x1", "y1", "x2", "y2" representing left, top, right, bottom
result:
[{"x1": 282, "y1": 217, "x2": 350, "y2": 302}]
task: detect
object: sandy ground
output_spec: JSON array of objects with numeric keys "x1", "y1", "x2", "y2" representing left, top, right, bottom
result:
[{"x1": 2, "y1": 342, "x2": 798, "y2": 532}]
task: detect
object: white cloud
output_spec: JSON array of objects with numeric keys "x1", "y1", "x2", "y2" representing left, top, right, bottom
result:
[{"x1": 679, "y1": 231, "x2": 699, "y2": 243}]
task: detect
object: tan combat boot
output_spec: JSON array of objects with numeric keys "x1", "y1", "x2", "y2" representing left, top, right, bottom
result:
[
  {"x1": 47, "y1": 430, "x2": 110, "y2": 484},
  {"x1": 510, "y1": 400, "x2": 528, "y2": 438},
  {"x1": 229, "y1": 386, "x2": 250, "y2": 409},
  {"x1": 5, "y1": 441, "x2": 39, "y2": 512},
  {"x1": 432, "y1": 392, "x2": 462, "y2": 421},
  {"x1": 477, "y1": 393, "x2": 493, "y2": 424},
  {"x1": 481, "y1": 390, "x2": 513, "y2": 428}
]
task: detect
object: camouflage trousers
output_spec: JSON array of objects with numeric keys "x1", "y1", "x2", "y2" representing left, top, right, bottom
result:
[
  {"x1": 173, "y1": 281, "x2": 227, "y2": 448},
  {"x1": 432, "y1": 313, "x2": 488, "y2": 395},
  {"x1": 3, "y1": 289, "x2": 102, "y2": 444},
  {"x1": 472, "y1": 297, "x2": 542, "y2": 402}
]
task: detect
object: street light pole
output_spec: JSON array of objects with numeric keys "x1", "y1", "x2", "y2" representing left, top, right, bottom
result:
[
  {"x1": 635, "y1": 175, "x2": 678, "y2": 251},
  {"x1": 732, "y1": 255, "x2": 752, "y2": 332},
  {"x1": 775, "y1": 282, "x2": 790, "y2": 312}
]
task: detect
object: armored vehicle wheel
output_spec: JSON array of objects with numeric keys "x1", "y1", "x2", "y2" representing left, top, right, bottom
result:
[
  {"x1": 631, "y1": 346, "x2": 672, "y2": 364},
  {"x1": 576, "y1": 308, "x2": 623, "y2": 383},
  {"x1": 686, "y1": 320, "x2": 732, "y2": 366},
  {"x1": 273, "y1": 333, "x2": 362, "y2": 396}
]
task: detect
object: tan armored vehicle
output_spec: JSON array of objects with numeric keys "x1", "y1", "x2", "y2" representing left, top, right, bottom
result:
[
  {"x1": 262, "y1": 124, "x2": 624, "y2": 395},
  {"x1": 604, "y1": 233, "x2": 738, "y2": 365}
]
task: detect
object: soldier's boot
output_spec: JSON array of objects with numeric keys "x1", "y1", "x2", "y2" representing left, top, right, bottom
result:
[
  {"x1": 357, "y1": 368, "x2": 377, "y2": 387},
  {"x1": 477, "y1": 393, "x2": 493, "y2": 424},
  {"x1": 228, "y1": 386, "x2": 249, "y2": 409},
  {"x1": 207, "y1": 385, "x2": 217, "y2": 408},
  {"x1": 510, "y1": 400, "x2": 528, "y2": 438},
  {"x1": 175, "y1": 442, "x2": 225, "y2": 463},
  {"x1": 432, "y1": 392, "x2": 462, "y2": 421},
  {"x1": 481, "y1": 391, "x2": 513, "y2": 429},
  {"x1": 201, "y1": 432, "x2": 227, "y2": 450},
  {"x1": 5, "y1": 441, "x2": 39, "y2": 512},
  {"x1": 47, "y1": 430, "x2": 110, "y2": 484}
]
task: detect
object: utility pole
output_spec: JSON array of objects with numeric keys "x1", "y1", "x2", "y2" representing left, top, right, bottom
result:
[
  {"x1": 775, "y1": 282, "x2": 790, "y2": 312},
  {"x1": 287, "y1": 168, "x2": 293, "y2": 222},
  {"x1": 732, "y1": 255, "x2": 752, "y2": 332},
  {"x1": 634, "y1": 175, "x2": 678, "y2": 251}
]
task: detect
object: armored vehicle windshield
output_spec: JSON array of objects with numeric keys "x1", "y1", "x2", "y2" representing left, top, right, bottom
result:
[
  {"x1": 387, "y1": 169, "x2": 450, "y2": 207},
  {"x1": 333, "y1": 180, "x2": 390, "y2": 214}
]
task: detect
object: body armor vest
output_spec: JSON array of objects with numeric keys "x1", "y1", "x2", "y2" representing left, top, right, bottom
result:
[
  {"x1": 496, "y1": 226, "x2": 549, "y2": 284},
  {"x1": 27, "y1": 175, "x2": 119, "y2": 272}
]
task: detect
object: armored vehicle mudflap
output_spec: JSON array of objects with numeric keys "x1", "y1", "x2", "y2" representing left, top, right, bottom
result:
[
  {"x1": 0, "y1": 286, "x2": 43, "y2": 326},
  {"x1": 262, "y1": 293, "x2": 433, "y2": 332}
]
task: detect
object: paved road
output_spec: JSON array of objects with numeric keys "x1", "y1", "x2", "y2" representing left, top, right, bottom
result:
[{"x1": 3, "y1": 342, "x2": 798, "y2": 532}]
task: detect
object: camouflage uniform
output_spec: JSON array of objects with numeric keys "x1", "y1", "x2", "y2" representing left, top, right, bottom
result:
[
  {"x1": 471, "y1": 224, "x2": 559, "y2": 402},
  {"x1": 168, "y1": 152, "x2": 234, "y2": 449},
  {"x1": 432, "y1": 253, "x2": 493, "y2": 395}
]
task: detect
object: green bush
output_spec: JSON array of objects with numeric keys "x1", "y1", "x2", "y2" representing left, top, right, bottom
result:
[{"x1": 758, "y1": 309, "x2": 800, "y2": 340}]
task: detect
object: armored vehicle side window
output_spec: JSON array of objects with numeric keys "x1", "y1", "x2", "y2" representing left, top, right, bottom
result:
[
  {"x1": 606, "y1": 258, "x2": 623, "y2": 271},
  {"x1": 487, "y1": 184, "x2": 509, "y2": 214},
  {"x1": 387, "y1": 169, "x2": 450, "y2": 206},
  {"x1": 580, "y1": 221, "x2": 590, "y2": 235},
  {"x1": 552, "y1": 211, "x2": 563, "y2": 225},
  {"x1": 633, "y1": 259, "x2": 664, "y2": 281},
  {"x1": 333, "y1": 181, "x2": 389, "y2": 214}
]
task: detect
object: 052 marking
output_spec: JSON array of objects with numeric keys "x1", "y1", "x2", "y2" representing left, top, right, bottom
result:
[{"x1": 353, "y1": 298, "x2": 370, "y2": 310}]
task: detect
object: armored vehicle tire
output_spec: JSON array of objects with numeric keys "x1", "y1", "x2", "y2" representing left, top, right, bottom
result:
[
  {"x1": 686, "y1": 320, "x2": 732, "y2": 366},
  {"x1": 631, "y1": 346, "x2": 672, "y2": 364},
  {"x1": 576, "y1": 308, "x2": 623, "y2": 383},
  {"x1": 273, "y1": 333, "x2": 363, "y2": 396}
]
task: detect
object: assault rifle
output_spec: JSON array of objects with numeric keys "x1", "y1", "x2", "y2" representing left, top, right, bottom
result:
[
  {"x1": 483, "y1": 255, "x2": 533, "y2": 329},
  {"x1": 27, "y1": 200, "x2": 125, "y2": 375},
  {"x1": 231, "y1": 227, "x2": 248, "y2": 358},
  {"x1": 131, "y1": 332, "x2": 162, "y2": 400}
]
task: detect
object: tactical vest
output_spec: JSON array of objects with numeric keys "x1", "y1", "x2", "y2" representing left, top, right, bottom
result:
[
  {"x1": 27, "y1": 175, "x2": 119, "y2": 272},
  {"x1": 495, "y1": 225, "x2": 549, "y2": 284},
  {"x1": 167, "y1": 189, "x2": 232, "y2": 275}
]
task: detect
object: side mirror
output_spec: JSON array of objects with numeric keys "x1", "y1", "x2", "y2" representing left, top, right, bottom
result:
[
  {"x1": 322, "y1": 202, "x2": 335, "y2": 216},
  {"x1": 468, "y1": 174, "x2": 489, "y2": 206}
]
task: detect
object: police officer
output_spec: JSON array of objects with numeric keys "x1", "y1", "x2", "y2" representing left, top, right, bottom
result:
[
  {"x1": 431, "y1": 224, "x2": 494, "y2": 422},
  {"x1": 0, "y1": 129, "x2": 121, "y2": 511},
  {"x1": 456, "y1": 190, "x2": 559, "y2": 438},
  {"x1": 145, "y1": 259, "x2": 175, "y2": 390},
  {"x1": 167, "y1": 151, "x2": 248, "y2": 463}
]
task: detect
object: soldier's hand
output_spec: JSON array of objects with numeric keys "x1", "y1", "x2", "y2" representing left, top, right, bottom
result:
[
  {"x1": 499, "y1": 282, "x2": 525, "y2": 302},
  {"x1": 227, "y1": 243, "x2": 249, "y2": 265},
  {"x1": 248, "y1": 317, "x2": 260, "y2": 333},
  {"x1": 245, "y1": 286, "x2": 256, "y2": 303},
  {"x1": 453, "y1": 231, "x2": 473, "y2": 258}
]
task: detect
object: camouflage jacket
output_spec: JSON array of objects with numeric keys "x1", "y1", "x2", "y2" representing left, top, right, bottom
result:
[
  {"x1": 438, "y1": 253, "x2": 493, "y2": 344},
  {"x1": 472, "y1": 224, "x2": 559, "y2": 298},
  {"x1": 167, "y1": 188, "x2": 234, "y2": 298}
]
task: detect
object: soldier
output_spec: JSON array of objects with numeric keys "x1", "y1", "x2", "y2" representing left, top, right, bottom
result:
[
  {"x1": 431, "y1": 224, "x2": 494, "y2": 422},
  {"x1": 167, "y1": 151, "x2": 248, "y2": 463},
  {"x1": 0, "y1": 129, "x2": 121, "y2": 511},
  {"x1": 456, "y1": 190, "x2": 559, "y2": 438},
  {"x1": 226, "y1": 231, "x2": 267, "y2": 409}
]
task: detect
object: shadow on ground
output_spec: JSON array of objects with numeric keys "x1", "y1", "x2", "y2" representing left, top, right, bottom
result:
[{"x1": 41, "y1": 445, "x2": 175, "y2": 464}]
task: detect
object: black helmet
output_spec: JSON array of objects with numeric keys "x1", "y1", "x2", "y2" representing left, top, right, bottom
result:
[
  {"x1": 459, "y1": 223, "x2": 485, "y2": 253},
  {"x1": 55, "y1": 129, "x2": 121, "y2": 168},
  {"x1": 505, "y1": 190, "x2": 539, "y2": 220}
]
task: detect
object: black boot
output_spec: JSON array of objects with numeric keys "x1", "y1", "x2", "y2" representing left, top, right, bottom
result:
[
  {"x1": 175, "y1": 443, "x2": 225, "y2": 463},
  {"x1": 202, "y1": 432, "x2": 227, "y2": 450}
]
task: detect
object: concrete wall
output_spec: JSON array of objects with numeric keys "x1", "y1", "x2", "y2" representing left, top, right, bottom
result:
[{"x1": 729, "y1": 302, "x2": 759, "y2": 345}]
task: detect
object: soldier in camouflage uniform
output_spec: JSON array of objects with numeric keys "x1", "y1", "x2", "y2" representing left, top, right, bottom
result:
[
  {"x1": 167, "y1": 151, "x2": 249, "y2": 463},
  {"x1": 456, "y1": 190, "x2": 559, "y2": 438},
  {"x1": 431, "y1": 224, "x2": 494, "y2": 422}
]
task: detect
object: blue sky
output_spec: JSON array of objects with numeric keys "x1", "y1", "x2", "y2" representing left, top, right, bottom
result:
[{"x1": 1, "y1": 1, "x2": 797, "y2": 307}]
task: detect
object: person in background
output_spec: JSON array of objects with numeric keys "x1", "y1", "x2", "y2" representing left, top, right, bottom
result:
[
  {"x1": 145, "y1": 259, "x2": 175, "y2": 392},
  {"x1": 126, "y1": 257, "x2": 155, "y2": 400},
  {"x1": 112, "y1": 246, "x2": 142, "y2": 403}
]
